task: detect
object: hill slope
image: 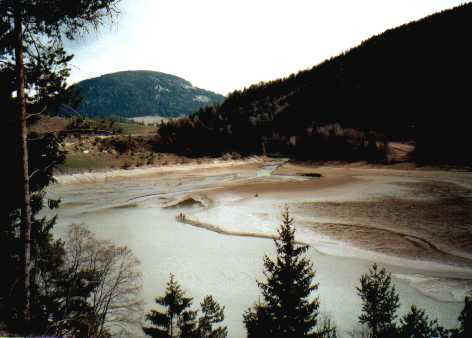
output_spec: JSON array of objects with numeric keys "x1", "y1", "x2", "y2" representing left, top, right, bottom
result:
[
  {"x1": 156, "y1": 3, "x2": 472, "y2": 164},
  {"x1": 71, "y1": 70, "x2": 224, "y2": 118}
]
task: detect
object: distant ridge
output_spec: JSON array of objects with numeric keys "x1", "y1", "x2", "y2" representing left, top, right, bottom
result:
[{"x1": 70, "y1": 70, "x2": 225, "y2": 118}]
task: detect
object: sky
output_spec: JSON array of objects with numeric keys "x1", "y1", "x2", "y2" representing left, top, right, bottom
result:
[{"x1": 65, "y1": 0, "x2": 467, "y2": 95}]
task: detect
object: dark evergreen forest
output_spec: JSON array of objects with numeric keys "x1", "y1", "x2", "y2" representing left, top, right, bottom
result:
[{"x1": 154, "y1": 3, "x2": 472, "y2": 165}]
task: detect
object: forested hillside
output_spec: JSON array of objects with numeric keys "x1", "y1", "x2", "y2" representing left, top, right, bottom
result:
[
  {"x1": 155, "y1": 3, "x2": 472, "y2": 164},
  {"x1": 70, "y1": 70, "x2": 224, "y2": 118}
]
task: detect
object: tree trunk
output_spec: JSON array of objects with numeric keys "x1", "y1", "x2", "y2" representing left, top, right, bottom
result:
[{"x1": 14, "y1": 9, "x2": 32, "y2": 322}]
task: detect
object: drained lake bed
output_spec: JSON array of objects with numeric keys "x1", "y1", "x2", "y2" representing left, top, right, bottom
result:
[{"x1": 45, "y1": 160, "x2": 472, "y2": 337}]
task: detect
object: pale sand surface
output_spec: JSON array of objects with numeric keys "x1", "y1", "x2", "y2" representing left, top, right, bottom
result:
[
  {"x1": 167, "y1": 161, "x2": 472, "y2": 300},
  {"x1": 46, "y1": 159, "x2": 472, "y2": 337}
]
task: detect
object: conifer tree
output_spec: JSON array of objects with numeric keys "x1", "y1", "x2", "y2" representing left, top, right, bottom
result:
[
  {"x1": 316, "y1": 315, "x2": 338, "y2": 338},
  {"x1": 198, "y1": 295, "x2": 227, "y2": 338},
  {"x1": 143, "y1": 274, "x2": 197, "y2": 338},
  {"x1": 357, "y1": 264, "x2": 400, "y2": 338},
  {"x1": 244, "y1": 207, "x2": 320, "y2": 338},
  {"x1": 179, "y1": 310, "x2": 198, "y2": 338},
  {"x1": 0, "y1": 0, "x2": 120, "y2": 321},
  {"x1": 398, "y1": 305, "x2": 446, "y2": 338},
  {"x1": 456, "y1": 295, "x2": 472, "y2": 338},
  {"x1": 243, "y1": 300, "x2": 272, "y2": 338}
]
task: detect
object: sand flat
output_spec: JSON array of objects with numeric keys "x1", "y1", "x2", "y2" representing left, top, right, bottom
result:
[{"x1": 46, "y1": 159, "x2": 472, "y2": 337}]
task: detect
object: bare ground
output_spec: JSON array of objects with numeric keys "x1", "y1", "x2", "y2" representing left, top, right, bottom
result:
[
  {"x1": 202, "y1": 161, "x2": 472, "y2": 268},
  {"x1": 279, "y1": 165, "x2": 472, "y2": 267}
]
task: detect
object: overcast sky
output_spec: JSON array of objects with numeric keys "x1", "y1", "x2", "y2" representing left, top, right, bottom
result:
[{"x1": 65, "y1": 0, "x2": 466, "y2": 95}]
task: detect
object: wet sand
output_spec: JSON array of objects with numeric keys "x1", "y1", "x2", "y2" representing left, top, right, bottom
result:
[
  {"x1": 47, "y1": 159, "x2": 472, "y2": 337},
  {"x1": 200, "y1": 162, "x2": 472, "y2": 266},
  {"x1": 166, "y1": 161, "x2": 472, "y2": 302}
]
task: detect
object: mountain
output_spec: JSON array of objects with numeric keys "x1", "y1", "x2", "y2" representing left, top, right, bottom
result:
[
  {"x1": 70, "y1": 70, "x2": 225, "y2": 118},
  {"x1": 155, "y1": 3, "x2": 472, "y2": 164}
]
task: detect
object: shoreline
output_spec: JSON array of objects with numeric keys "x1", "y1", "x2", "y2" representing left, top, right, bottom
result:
[
  {"x1": 54, "y1": 155, "x2": 472, "y2": 186},
  {"x1": 54, "y1": 156, "x2": 267, "y2": 185}
]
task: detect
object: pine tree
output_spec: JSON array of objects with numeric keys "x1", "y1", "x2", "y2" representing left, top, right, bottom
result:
[
  {"x1": 198, "y1": 295, "x2": 227, "y2": 338},
  {"x1": 398, "y1": 305, "x2": 446, "y2": 338},
  {"x1": 243, "y1": 300, "x2": 272, "y2": 338},
  {"x1": 179, "y1": 310, "x2": 198, "y2": 338},
  {"x1": 0, "y1": 0, "x2": 120, "y2": 322},
  {"x1": 357, "y1": 264, "x2": 400, "y2": 338},
  {"x1": 243, "y1": 207, "x2": 320, "y2": 338},
  {"x1": 143, "y1": 274, "x2": 197, "y2": 338},
  {"x1": 456, "y1": 295, "x2": 472, "y2": 338},
  {"x1": 315, "y1": 314, "x2": 338, "y2": 338}
]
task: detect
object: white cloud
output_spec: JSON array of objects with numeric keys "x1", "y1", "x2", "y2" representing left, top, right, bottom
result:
[{"x1": 66, "y1": 0, "x2": 465, "y2": 95}]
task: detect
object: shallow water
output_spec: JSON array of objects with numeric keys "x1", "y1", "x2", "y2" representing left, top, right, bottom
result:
[{"x1": 46, "y1": 163, "x2": 467, "y2": 337}]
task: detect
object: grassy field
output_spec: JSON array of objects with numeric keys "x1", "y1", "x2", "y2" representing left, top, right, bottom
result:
[
  {"x1": 58, "y1": 153, "x2": 117, "y2": 172},
  {"x1": 56, "y1": 150, "x2": 197, "y2": 174},
  {"x1": 58, "y1": 152, "x2": 149, "y2": 173},
  {"x1": 115, "y1": 121, "x2": 156, "y2": 135},
  {"x1": 30, "y1": 115, "x2": 156, "y2": 136}
]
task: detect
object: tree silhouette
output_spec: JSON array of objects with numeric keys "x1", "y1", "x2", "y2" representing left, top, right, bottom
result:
[
  {"x1": 244, "y1": 207, "x2": 320, "y2": 338},
  {"x1": 1, "y1": 0, "x2": 120, "y2": 322},
  {"x1": 143, "y1": 274, "x2": 197, "y2": 338},
  {"x1": 357, "y1": 264, "x2": 400, "y2": 338},
  {"x1": 398, "y1": 305, "x2": 446, "y2": 338},
  {"x1": 455, "y1": 295, "x2": 472, "y2": 338},
  {"x1": 198, "y1": 295, "x2": 227, "y2": 338}
]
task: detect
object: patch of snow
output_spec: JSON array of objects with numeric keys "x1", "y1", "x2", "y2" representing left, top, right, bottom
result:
[
  {"x1": 153, "y1": 79, "x2": 170, "y2": 101},
  {"x1": 193, "y1": 95, "x2": 211, "y2": 103},
  {"x1": 128, "y1": 115, "x2": 172, "y2": 125},
  {"x1": 154, "y1": 83, "x2": 170, "y2": 93}
]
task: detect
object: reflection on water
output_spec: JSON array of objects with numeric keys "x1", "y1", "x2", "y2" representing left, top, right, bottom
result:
[{"x1": 45, "y1": 164, "x2": 465, "y2": 338}]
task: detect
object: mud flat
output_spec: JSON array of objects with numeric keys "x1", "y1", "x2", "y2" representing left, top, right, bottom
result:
[{"x1": 45, "y1": 159, "x2": 472, "y2": 337}]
